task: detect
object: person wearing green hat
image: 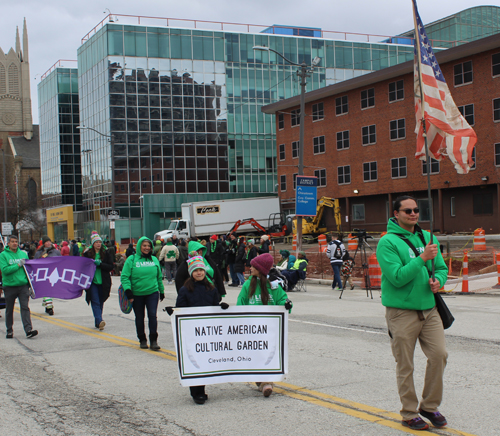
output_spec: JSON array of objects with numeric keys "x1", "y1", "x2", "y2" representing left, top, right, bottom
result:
[
  {"x1": 121, "y1": 236, "x2": 165, "y2": 350},
  {"x1": 83, "y1": 231, "x2": 114, "y2": 330}
]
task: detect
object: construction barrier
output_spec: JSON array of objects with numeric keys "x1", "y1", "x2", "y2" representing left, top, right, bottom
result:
[
  {"x1": 318, "y1": 234, "x2": 327, "y2": 252},
  {"x1": 348, "y1": 234, "x2": 358, "y2": 251},
  {"x1": 497, "y1": 252, "x2": 500, "y2": 286},
  {"x1": 462, "y1": 251, "x2": 469, "y2": 293},
  {"x1": 380, "y1": 232, "x2": 387, "y2": 237},
  {"x1": 473, "y1": 228, "x2": 486, "y2": 251},
  {"x1": 368, "y1": 253, "x2": 381, "y2": 288},
  {"x1": 292, "y1": 234, "x2": 297, "y2": 251}
]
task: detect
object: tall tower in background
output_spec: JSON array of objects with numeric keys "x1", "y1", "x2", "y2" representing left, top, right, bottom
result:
[{"x1": 0, "y1": 18, "x2": 33, "y2": 140}]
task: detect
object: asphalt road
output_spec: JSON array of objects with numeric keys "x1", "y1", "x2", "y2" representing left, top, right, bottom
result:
[{"x1": 1, "y1": 281, "x2": 498, "y2": 436}]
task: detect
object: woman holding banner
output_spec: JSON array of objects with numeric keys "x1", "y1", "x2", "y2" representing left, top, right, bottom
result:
[
  {"x1": 83, "y1": 232, "x2": 114, "y2": 330},
  {"x1": 236, "y1": 253, "x2": 292, "y2": 397}
]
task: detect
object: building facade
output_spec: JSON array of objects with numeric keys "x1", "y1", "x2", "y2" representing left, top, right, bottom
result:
[
  {"x1": 72, "y1": 18, "x2": 415, "y2": 239},
  {"x1": 263, "y1": 33, "x2": 500, "y2": 233}
]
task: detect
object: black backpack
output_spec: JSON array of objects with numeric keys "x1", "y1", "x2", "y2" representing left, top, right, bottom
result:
[{"x1": 333, "y1": 241, "x2": 343, "y2": 260}]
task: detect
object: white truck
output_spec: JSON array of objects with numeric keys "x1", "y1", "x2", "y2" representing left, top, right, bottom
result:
[{"x1": 153, "y1": 196, "x2": 280, "y2": 241}]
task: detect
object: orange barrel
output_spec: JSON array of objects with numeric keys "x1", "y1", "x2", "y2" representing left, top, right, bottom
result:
[
  {"x1": 348, "y1": 234, "x2": 358, "y2": 251},
  {"x1": 380, "y1": 232, "x2": 387, "y2": 238},
  {"x1": 318, "y1": 234, "x2": 327, "y2": 252},
  {"x1": 368, "y1": 253, "x2": 381, "y2": 287},
  {"x1": 292, "y1": 234, "x2": 297, "y2": 251},
  {"x1": 473, "y1": 228, "x2": 486, "y2": 251},
  {"x1": 462, "y1": 251, "x2": 469, "y2": 293},
  {"x1": 496, "y1": 252, "x2": 500, "y2": 286}
]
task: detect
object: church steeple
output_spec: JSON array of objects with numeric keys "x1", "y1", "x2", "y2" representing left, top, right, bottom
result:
[
  {"x1": 21, "y1": 17, "x2": 33, "y2": 139},
  {"x1": 16, "y1": 26, "x2": 21, "y2": 59},
  {"x1": 22, "y1": 18, "x2": 29, "y2": 66}
]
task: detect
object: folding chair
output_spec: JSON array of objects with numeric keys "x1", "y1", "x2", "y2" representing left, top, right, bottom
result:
[{"x1": 294, "y1": 278, "x2": 307, "y2": 292}]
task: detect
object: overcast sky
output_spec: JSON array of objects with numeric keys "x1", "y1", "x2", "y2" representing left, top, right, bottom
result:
[{"x1": 0, "y1": 0, "x2": 493, "y2": 123}]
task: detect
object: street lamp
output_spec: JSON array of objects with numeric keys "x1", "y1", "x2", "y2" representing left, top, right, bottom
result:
[
  {"x1": 77, "y1": 125, "x2": 116, "y2": 240},
  {"x1": 253, "y1": 46, "x2": 320, "y2": 254}
]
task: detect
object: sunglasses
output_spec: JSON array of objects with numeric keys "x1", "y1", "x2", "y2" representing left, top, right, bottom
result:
[{"x1": 399, "y1": 208, "x2": 420, "y2": 214}]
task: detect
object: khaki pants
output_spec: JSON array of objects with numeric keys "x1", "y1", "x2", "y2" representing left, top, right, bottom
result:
[{"x1": 385, "y1": 306, "x2": 447, "y2": 420}]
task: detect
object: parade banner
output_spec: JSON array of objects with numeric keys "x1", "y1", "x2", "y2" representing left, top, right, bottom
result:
[
  {"x1": 24, "y1": 257, "x2": 96, "y2": 299},
  {"x1": 171, "y1": 306, "x2": 288, "y2": 386}
]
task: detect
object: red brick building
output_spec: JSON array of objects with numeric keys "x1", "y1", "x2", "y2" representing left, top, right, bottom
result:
[{"x1": 262, "y1": 34, "x2": 500, "y2": 234}]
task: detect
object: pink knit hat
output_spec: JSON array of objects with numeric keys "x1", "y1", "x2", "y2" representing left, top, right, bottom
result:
[{"x1": 250, "y1": 253, "x2": 274, "y2": 276}]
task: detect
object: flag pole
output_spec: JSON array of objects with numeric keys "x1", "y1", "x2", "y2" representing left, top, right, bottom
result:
[{"x1": 412, "y1": 0, "x2": 435, "y2": 279}]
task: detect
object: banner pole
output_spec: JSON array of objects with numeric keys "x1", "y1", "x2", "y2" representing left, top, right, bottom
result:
[{"x1": 23, "y1": 264, "x2": 36, "y2": 298}]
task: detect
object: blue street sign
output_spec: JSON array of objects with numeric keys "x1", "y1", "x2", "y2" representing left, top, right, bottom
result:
[{"x1": 296, "y1": 176, "x2": 318, "y2": 216}]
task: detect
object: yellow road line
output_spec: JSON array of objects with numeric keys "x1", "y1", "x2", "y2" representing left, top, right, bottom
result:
[{"x1": 24, "y1": 310, "x2": 477, "y2": 435}]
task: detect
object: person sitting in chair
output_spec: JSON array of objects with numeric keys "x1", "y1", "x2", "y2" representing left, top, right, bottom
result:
[{"x1": 282, "y1": 251, "x2": 308, "y2": 291}]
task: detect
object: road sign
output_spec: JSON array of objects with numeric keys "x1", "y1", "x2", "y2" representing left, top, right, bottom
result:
[
  {"x1": 109, "y1": 221, "x2": 115, "y2": 229},
  {"x1": 107, "y1": 210, "x2": 120, "y2": 220},
  {"x1": 295, "y1": 176, "x2": 318, "y2": 216},
  {"x1": 2, "y1": 222, "x2": 13, "y2": 235}
]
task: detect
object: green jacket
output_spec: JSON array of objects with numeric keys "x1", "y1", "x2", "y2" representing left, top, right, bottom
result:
[
  {"x1": 0, "y1": 246, "x2": 29, "y2": 287},
  {"x1": 376, "y1": 218, "x2": 448, "y2": 310},
  {"x1": 120, "y1": 236, "x2": 164, "y2": 296},
  {"x1": 236, "y1": 279, "x2": 291, "y2": 312}
]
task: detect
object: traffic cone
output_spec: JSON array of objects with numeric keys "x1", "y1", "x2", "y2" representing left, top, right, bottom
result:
[{"x1": 462, "y1": 251, "x2": 469, "y2": 293}]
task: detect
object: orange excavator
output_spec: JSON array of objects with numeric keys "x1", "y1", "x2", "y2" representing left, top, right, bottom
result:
[{"x1": 227, "y1": 213, "x2": 289, "y2": 238}]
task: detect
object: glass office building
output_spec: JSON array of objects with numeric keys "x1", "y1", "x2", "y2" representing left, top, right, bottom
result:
[
  {"x1": 38, "y1": 67, "x2": 82, "y2": 211},
  {"x1": 76, "y1": 21, "x2": 415, "y2": 220},
  {"x1": 399, "y1": 5, "x2": 500, "y2": 48}
]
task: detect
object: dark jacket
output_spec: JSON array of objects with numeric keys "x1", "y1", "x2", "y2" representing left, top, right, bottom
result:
[
  {"x1": 125, "y1": 244, "x2": 135, "y2": 258},
  {"x1": 234, "y1": 243, "x2": 247, "y2": 273},
  {"x1": 72, "y1": 243, "x2": 80, "y2": 256},
  {"x1": 258, "y1": 240, "x2": 270, "y2": 254},
  {"x1": 226, "y1": 238, "x2": 238, "y2": 264},
  {"x1": 83, "y1": 248, "x2": 114, "y2": 304},
  {"x1": 34, "y1": 245, "x2": 61, "y2": 258},
  {"x1": 177, "y1": 244, "x2": 189, "y2": 265},
  {"x1": 208, "y1": 240, "x2": 225, "y2": 266},
  {"x1": 246, "y1": 246, "x2": 258, "y2": 267},
  {"x1": 175, "y1": 241, "x2": 225, "y2": 299},
  {"x1": 176, "y1": 281, "x2": 220, "y2": 308}
]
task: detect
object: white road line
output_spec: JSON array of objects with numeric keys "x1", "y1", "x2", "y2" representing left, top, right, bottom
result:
[{"x1": 289, "y1": 319, "x2": 386, "y2": 335}]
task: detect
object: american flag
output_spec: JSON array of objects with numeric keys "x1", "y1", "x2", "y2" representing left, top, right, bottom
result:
[{"x1": 412, "y1": 0, "x2": 477, "y2": 174}]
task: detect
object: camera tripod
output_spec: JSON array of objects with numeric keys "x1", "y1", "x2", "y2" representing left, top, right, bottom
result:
[{"x1": 339, "y1": 234, "x2": 374, "y2": 299}]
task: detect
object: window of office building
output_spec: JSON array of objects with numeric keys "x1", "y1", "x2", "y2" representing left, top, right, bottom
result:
[
  {"x1": 493, "y1": 52, "x2": 500, "y2": 77},
  {"x1": 471, "y1": 147, "x2": 476, "y2": 170},
  {"x1": 314, "y1": 168, "x2": 326, "y2": 187},
  {"x1": 336, "y1": 130, "x2": 349, "y2": 150},
  {"x1": 313, "y1": 136, "x2": 325, "y2": 154},
  {"x1": 363, "y1": 161, "x2": 377, "y2": 182},
  {"x1": 291, "y1": 109, "x2": 300, "y2": 127},
  {"x1": 450, "y1": 197, "x2": 456, "y2": 217},
  {"x1": 361, "y1": 88, "x2": 375, "y2": 109},
  {"x1": 495, "y1": 143, "x2": 500, "y2": 166},
  {"x1": 422, "y1": 158, "x2": 440, "y2": 175},
  {"x1": 390, "y1": 119, "x2": 406, "y2": 140},
  {"x1": 278, "y1": 113, "x2": 284, "y2": 130},
  {"x1": 279, "y1": 143, "x2": 285, "y2": 160},
  {"x1": 454, "y1": 61, "x2": 473, "y2": 86},
  {"x1": 352, "y1": 204, "x2": 365, "y2": 221},
  {"x1": 338, "y1": 165, "x2": 351, "y2": 184},
  {"x1": 391, "y1": 157, "x2": 407, "y2": 178},
  {"x1": 473, "y1": 193, "x2": 493, "y2": 215},
  {"x1": 458, "y1": 104, "x2": 474, "y2": 125},
  {"x1": 280, "y1": 174, "x2": 286, "y2": 191},
  {"x1": 389, "y1": 79, "x2": 404, "y2": 102},
  {"x1": 312, "y1": 102, "x2": 324, "y2": 121},
  {"x1": 293, "y1": 173, "x2": 298, "y2": 190},
  {"x1": 417, "y1": 199, "x2": 430, "y2": 221},
  {"x1": 336, "y1": 95, "x2": 348, "y2": 115},
  {"x1": 292, "y1": 141, "x2": 299, "y2": 158},
  {"x1": 362, "y1": 125, "x2": 376, "y2": 145},
  {"x1": 493, "y1": 98, "x2": 500, "y2": 121}
]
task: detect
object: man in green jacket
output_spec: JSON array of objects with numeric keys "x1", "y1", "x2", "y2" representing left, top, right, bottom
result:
[
  {"x1": 0, "y1": 235, "x2": 38, "y2": 339},
  {"x1": 376, "y1": 196, "x2": 448, "y2": 431}
]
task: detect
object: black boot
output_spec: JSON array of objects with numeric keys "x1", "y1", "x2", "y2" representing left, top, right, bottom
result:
[
  {"x1": 149, "y1": 333, "x2": 160, "y2": 351},
  {"x1": 139, "y1": 334, "x2": 148, "y2": 349}
]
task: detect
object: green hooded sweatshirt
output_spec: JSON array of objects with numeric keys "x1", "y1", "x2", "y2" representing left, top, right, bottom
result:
[
  {"x1": 0, "y1": 245, "x2": 29, "y2": 287},
  {"x1": 153, "y1": 240, "x2": 162, "y2": 258},
  {"x1": 376, "y1": 218, "x2": 448, "y2": 311},
  {"x1": 187, "y1": 240, "x2": 215, "y2": 283},
  {"x1": 236, "y1": 279, "x2": 291, "y2": 312},
  {"x1": 121, "y1": 236, "x2": 164, "y2": 296}
]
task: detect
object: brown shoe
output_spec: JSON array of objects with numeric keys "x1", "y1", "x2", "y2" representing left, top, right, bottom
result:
[
  {"x1": 98, "y1": 321, "x2": 106, "y2": 330},
  {"x1": 262, "y1": 384, "x2": 273, "y2": 397}
]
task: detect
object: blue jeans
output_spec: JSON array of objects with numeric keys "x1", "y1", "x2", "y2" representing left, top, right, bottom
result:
[
  {"x1": 132, "y1": 292, "x2": 159, "y2": 341},
  {"x1": 229, "y1": 263, "x2": 238, "y2": 285},
  {"x1": 331, "y1": 263, "x2": 343, "y2": 290},
  {"x1": 236, "y1": 272, "x2": 245, "y2": 286},
  {"x1": 88, "y1": 283, "x2": 104, "y2": 327}
]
